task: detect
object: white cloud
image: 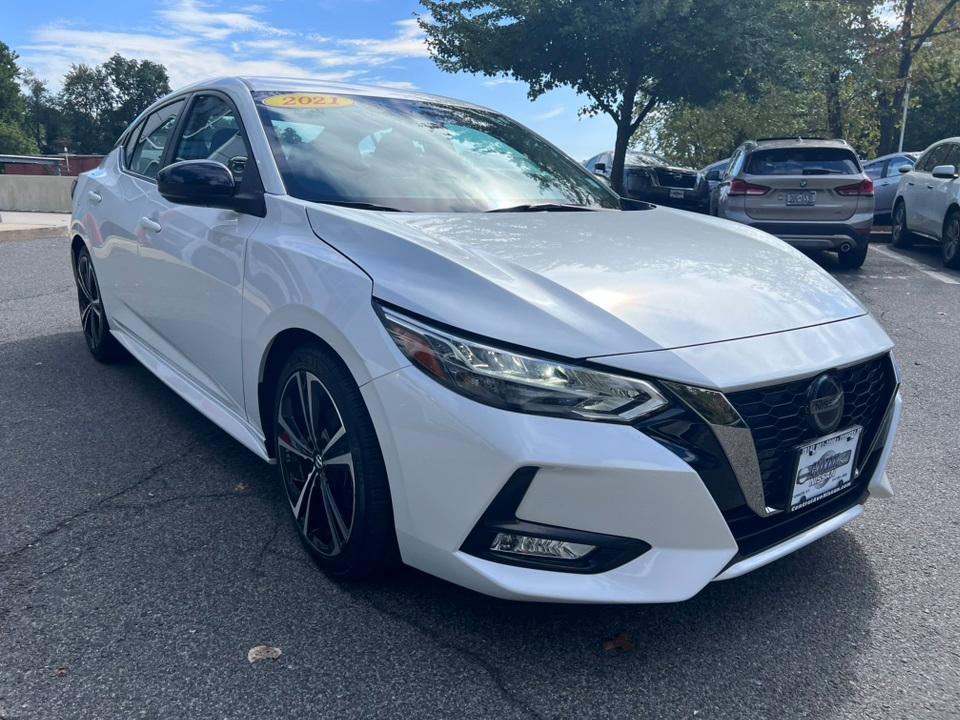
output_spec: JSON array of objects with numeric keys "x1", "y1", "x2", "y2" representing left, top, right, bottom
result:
[
  {"x1": 533, "y1": 105, "x2": 567, "y2": 121},
  {"x1": 482, "y1": 77, "x2": 518, "y2": 87},
  {"x1": 157, "y1": 0, "x2": 288, "y2": 40},
  {"x1": 18, "y1": 1, "x2": 430, "y2": 92}
]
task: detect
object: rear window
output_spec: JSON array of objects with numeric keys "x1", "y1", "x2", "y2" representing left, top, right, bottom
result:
[{"x1": 746, "y1": 147, "x2": 860, "y2": 176}]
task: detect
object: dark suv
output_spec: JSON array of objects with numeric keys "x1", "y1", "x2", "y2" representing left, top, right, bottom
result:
[
  {"x1": 585, "y1": 151, "x2": 709, "y2": 212},
  {"x1": 715, "y1": 138, "x2": 874, "y2": 269}
]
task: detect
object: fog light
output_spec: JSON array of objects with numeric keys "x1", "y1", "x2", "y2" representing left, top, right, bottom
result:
[{"x1": 490, "y1": 532, "x2": 595, "y2": 560}]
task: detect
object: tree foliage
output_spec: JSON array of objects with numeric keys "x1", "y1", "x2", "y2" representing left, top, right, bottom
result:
[
  {"x1": 59, "y1": 55, "x2": 171, "y2": 153},
  {"x1": 419, "y1": 0, "x2": 798, "y2": 192}
]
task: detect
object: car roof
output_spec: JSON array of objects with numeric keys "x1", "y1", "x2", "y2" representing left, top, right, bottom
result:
[
  {"x1": 172, "y1": 75, "x2": 488, "y2": 111},
  {"x1": 867, "y1": 152, "x2": 920, "y2": 163},
  {"x1": 747, "y1": 137, "x2": 853, "y2": 151}
]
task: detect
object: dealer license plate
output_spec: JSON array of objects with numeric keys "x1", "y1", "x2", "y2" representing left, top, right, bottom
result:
[
  {"x1": 789, "y1": 426, "x2": 862, "y2": 511},
  {"x1": 785, "y1": 190, "x2": 816, "y2": 206}
]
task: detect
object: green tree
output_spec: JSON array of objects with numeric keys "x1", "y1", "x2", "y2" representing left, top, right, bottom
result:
[
  {"x1": 0, "y1": 41, "x2": 38, "y2": 154},
  {"x1": 59, "y1": 54, "x2": 170, "y2": 153},
  {"x1": 419, "y1": 0, "x2": 797, "y2": 193}
]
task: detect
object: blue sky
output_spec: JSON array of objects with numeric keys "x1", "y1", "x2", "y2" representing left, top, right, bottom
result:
[{"x1": 4, "y1": 0, "x2": 618, "y2": 160}]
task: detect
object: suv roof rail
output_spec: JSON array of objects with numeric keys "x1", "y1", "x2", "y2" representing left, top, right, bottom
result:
[{"x1": 754, "y1": 136, "x2": 841, "y2": 143}]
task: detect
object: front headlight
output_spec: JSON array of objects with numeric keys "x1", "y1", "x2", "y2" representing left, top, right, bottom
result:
[{"x1": 378, "y1": 305, "x2": 669, "y2": 423}]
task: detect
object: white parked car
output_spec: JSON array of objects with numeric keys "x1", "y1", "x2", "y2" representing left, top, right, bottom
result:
[
  {"x1": 70, "y1": 77, "x2": 902, "y2": 603},
  {"x1": 891, "y1": 137, "x2": 960, "y2": 268}
]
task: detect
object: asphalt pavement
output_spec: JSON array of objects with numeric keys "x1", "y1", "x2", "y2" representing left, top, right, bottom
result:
[{"x1": 1, "y1": 234, "x2": 959, "y2": 719}]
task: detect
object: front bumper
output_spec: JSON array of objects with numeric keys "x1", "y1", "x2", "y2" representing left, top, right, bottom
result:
[{"x1": 361, "y1": 326, "x2": 899, "y2": 603}]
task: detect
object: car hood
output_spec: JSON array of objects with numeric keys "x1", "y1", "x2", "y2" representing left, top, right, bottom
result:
[{"x1": 305, "y1": 205, "x2": 866, "y2": 358}]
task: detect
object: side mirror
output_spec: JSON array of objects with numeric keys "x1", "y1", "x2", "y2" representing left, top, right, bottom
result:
[
  {"x1": 932, "y1": 164, "x2": 959, "y2": 179},
  {"x1": 594, "y1": 162, "x2": 607, "y2": 174},
  {"x1": 898, "y1": 164, "x2": 912, "y2": 174},
  {"x1": 158, "y1": 160, "x2": 236, "y2": 207}
]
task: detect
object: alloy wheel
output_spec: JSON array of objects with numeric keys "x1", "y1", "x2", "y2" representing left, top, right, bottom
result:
[
  {"x1": 892, "y1": 206, "x2": 904, "y2": 242},
  {"x1": 276, "y1": 370, "x2": 356, "y2": 557},
  {"x1": 76, "y1": 254, "x2": 105, "y2": 349},
  {"x1": 944, "y1": 213, "x2": 960, "y2": 267}
]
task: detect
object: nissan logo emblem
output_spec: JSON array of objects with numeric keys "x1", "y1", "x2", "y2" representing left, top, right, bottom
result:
[{"x1": 807, "y1": 374, "x2": 844, "y2": 433}]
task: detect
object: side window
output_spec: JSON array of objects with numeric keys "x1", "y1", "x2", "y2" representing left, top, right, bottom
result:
[
  {"x1": 864, "y1": 161, "x2": 885, "y2": 180},
  {"x1": 173, "y1": 94, "x2": 250, "y2": 182},
  {"x1": 122, "y1": 121, "x2": 144, "y2": 169},
  {"x1": 127, "y1": 100, "x2": 185, "y2": 180},
  {"x1": 886, "y1": 156, "x2": 914, "y2": 177},
  {"x1": 943, "y1": 144, "x2": 960, "y2": 168},
  {"x1": 918, "y1": 145, "x2": 948, "y2": 173}
]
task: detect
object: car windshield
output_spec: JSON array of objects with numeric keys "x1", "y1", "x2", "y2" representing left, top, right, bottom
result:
[
  {"x1": 254, "y1": 91, "x2": 619, "y2": 212},
  {"x1": 746, "y1": 147, "x2": 860, "y2": 176},
  {"x1": 626, "y1": 152, "x2": 665, "y2": 166}
]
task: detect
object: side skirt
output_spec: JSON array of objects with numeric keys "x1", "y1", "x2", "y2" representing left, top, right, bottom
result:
[{"x1": 110, "y1": 324, "x2": 274, "y2": 463}]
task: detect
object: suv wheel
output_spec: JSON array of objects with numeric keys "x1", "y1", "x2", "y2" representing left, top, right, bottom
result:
[
  {"x1": 943, "y1": 209, "x2": 960, "y2": 269},
  {"x1": 273, "y1": 344, "x2": 400, "y2": 579},
  {"x1": 74, "y1": 247, "x2": 124, "y2": 362},
  {"x1": 837, "y1": 241, "x2": 868, "y2": 270},
  {"x1": 891, "y1": 201, "x2": 914, "y2": 249}
]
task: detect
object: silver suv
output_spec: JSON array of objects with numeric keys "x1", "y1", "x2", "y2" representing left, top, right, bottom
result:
[
  {"x1": 716, "y1": 138, "x2": 874, "y2": 269},
  {"x1": 891, "y1": 137, "x2": 960, "y2": 269}
]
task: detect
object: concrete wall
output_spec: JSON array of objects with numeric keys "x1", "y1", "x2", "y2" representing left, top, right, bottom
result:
[{"x1": 0, "y1": 176, "x2": 74, "y2": 212}]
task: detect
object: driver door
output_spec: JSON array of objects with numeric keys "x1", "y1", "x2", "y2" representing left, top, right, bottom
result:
[{"x1": 134, "y1": 92, "x2": 262, "y2": 415}]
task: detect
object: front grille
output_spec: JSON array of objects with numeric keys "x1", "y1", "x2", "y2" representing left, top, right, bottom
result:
[
  {"x1": 726, "y1": 354, "x2": 896, "y2": 511},
  {"x1": 654, "y1": 169, "x2": 697, "y2": 189}
]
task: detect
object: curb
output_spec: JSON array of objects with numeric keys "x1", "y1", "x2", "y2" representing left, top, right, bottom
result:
[{"x1": 0, "y1": 226, "x2": 69, "y2": 243}]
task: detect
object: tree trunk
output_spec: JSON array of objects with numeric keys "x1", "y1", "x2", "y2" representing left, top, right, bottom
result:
[
  {"x1": 879, "y1": 0, "x2": 915, "y2": 154},
  {"x1": 825, "y1": 69, "x2": 844, "y2": 139},
  {"x1": 610, "y1": 113, "x2": 634, "y2": 196}
]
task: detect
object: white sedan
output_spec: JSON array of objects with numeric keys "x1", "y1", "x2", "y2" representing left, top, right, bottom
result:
[{"x1": 70, "y1": 77, "x2": 902, "y2": 603}]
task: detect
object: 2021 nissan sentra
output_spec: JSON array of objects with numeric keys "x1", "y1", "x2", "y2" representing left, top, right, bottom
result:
[{"x1": 70, "y1": 77, "x2": 902, "y2": 603}]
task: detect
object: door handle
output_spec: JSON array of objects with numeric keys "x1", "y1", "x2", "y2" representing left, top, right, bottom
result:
[
  {"x1": 87, "y1": 190, "x2": 102, "y2": 204},
  {"x1": 907, "y1": 181, "x2": 915, "y2": 186},
  {"x1": 927, "y1": 184, "x2": 935, "y2": 190},
  {"x1": 139, "y1": 217, "x2": 162, "y2": 233}
]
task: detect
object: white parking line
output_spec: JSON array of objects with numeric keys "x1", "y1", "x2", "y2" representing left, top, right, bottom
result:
[{"x1": 871, "y1": 245, "x2": 960, "y2": 285}]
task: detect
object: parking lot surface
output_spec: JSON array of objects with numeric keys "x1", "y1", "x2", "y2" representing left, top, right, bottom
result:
[{"x1": 1, "y1": 234, "x2": 959, "y2": 719}]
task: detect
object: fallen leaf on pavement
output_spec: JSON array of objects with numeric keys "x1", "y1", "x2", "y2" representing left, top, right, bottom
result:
[
  {"x1": 247, "y1": 645, "x2": 282, "y2": 664},
  {"x1": 53, "y1": 666, "x2": 68, "y2": 677},
  {"x1": 234, "y1": 482, "x2": 249, "y2": 492},
  {"x1": 602, "y1": 633, "x2": 635, "y2": 653}
]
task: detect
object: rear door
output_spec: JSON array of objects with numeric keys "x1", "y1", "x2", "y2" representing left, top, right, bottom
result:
[
  {"x1": 864, "y1": 160, "x2": 890, "y2": 216},
  {"x1": 740, "y1": 146, "x2": 866, "y2": 222}
]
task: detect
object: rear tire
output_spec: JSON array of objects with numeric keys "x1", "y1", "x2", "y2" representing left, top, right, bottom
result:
[
  {"x1": 942, "y1": 209, "x2": 960, "y2": 269},
  {"x1": 273, "y1": 343, "x2": 400, "y2": 579},
  {"x1": 891, "y1": 201, "x2": 914, "y2": 249},
  {"x1": 74, "y1": 246, "x2": 125, "y2": 363},
  {"x1": 837, "y1": 241, "x2": 868, "y2": 270}
]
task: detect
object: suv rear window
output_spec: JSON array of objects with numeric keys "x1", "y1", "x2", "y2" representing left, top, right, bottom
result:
[{"x1": 746, "y1": 147, "x2": 860, "y2": 176}]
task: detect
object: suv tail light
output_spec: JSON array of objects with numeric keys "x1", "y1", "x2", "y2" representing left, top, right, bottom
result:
[
  {"x1": 836, "y1": 179, "x2": 874, "y2": 196},
  {"x1": 728, "y1": 179, "x2": 770, "y2": 196}
]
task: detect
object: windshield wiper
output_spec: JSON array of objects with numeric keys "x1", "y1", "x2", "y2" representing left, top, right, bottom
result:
[
  {"x1": 486, "y1": 202, "x2": 598, "y2": 213},
  {"x1": 801, "y1": 168, "x2": 843, "y2": 175},
  {"x1": 315, "y1": 200, "x2": 407, "y2": 212}
]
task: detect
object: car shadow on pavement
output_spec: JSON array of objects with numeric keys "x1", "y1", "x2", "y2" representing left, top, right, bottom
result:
[{"x1": 0, "y1": 331, "x2": 881, "y2": 719}]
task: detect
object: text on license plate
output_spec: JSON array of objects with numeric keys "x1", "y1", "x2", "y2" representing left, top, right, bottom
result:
[
  {"x1": 790, "y1": 426, "x2": 862, "y2": 511},
  {"x1": 785, "y1": 191, "x2": 816, "y2": 206}
]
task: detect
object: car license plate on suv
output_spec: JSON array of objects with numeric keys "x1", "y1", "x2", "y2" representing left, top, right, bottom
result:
[
  {"x1": 785, "y1": 191, "x2": 816, "y2": 206},
  {"x1": 789, "y1": 426, "x2": 862, "y2": 511},
  {"x1": 669, "y1": 189, "x2": 685, "y2": 199}
]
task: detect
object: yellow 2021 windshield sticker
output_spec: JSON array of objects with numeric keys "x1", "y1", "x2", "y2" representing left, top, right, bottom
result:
[{"x1": 263, "y1": 94, "x2": 355, "y2": 109}]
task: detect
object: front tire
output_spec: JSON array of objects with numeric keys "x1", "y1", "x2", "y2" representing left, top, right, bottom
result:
[
  {"x1": 942, "y1": 209, "x2": 960, "y2": 269},
  {"x1": 273, "y1": 344, "x2": 399, "y2": 579},
  {"x1": 891, "y1": 201, "x2": 914, "y2": 249},
  {"x1": 74, "y1": 247, "x2": 124, "y2": 363},
  {"x1": 838, "y1": 241, "x2": 868, "y2": 270}
]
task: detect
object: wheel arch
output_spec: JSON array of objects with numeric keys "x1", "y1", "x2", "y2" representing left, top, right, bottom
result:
[
  {"x1": 941, "y1": 202, "x2": 960, "y2": 238},
  {"x1": 70, "y1": 234, "x2": 85, "y2": 273}
]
